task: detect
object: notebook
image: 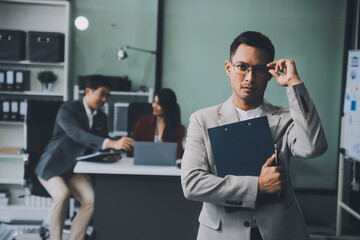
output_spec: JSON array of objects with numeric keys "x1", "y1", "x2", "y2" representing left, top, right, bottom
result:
[{"x1": 134, "y1": 142, "x2": 177, "y2": 166}]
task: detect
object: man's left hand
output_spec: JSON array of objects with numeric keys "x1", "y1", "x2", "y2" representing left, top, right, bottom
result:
[{"x1": 267, "y1": 59, "x2": 302, "y2": 87}]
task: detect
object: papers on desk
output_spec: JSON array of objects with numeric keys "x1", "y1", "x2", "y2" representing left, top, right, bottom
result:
[
  {"x1": 76, "y1": 149, "x2": 126, "y2": 162},
  {"x1": 208, "y1": 116, "x2": 274, "y2": 178}
]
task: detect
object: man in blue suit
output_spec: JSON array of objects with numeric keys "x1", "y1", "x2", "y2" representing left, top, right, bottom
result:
[{"x1": 36, "y1": 75, "x2": 133, "y2": 240}]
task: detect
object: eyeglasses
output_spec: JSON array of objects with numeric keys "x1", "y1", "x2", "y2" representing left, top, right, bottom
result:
[
  {"x1": 94, "y1": 90, "x2": 111, "y2": 99},
  {"x1": 231, "y1": 62, "x2": 270, "y2": 77}
]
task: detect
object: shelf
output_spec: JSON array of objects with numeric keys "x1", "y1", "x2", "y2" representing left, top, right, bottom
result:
[
  {"x1": 0, "y1": 0, "x2": 69, "y2": 7},
  {"x1": 74, "y1": 86, "x2": 154, "y2": 103},
  {"x1": 0, "y1": 147, "x2": 23, "y2": 158},
  {"x1": 0, "y1": 60, "x2": 65, "y2": 67},
  {"x1": 0, "y1": 121, "x2": 24, "y2": 125},
  {"x1": 0, "y1": 154, "x2": 23, "y2": 160},
  {"x1": 0, "y1": 178, "x2": 23, "y2": 184},
  {"x1": 78, "y1": 89, "x2": 152, "y2": 97},
  {"x1": 0, "y1": 204, "x2": 49, "y2": 210},
  {"x1": 0, "y1": 90, "x2": 65, "y2": 97},
  {"x1": 0, "y1": 204, "x2": 51, "y2": 222}
]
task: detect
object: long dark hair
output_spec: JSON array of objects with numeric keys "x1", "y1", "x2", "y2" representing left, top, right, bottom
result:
[{"x1": 156, "y1": 88, "x2": 181, "y2": 142}]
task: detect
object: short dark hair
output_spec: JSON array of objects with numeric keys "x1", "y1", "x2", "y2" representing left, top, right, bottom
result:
[
  {"x1": 84, "y1": 75, "x2": 113, "y2": 91},
  {"x1": 230, "y1": 31, "x2": 275, "y2": 62}
]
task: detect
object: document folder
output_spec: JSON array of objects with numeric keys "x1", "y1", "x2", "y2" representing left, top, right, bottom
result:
[
  {"x1": 0, "y1": 70, "x2": 5, "y2": 90},
  {"x1": 5, "y1": 70, "x2": 14, "y2": 91},
  {"x1": 15, "y1": 70, "x2": 30, "y2": 91},
  {"x1": 10, "y1": 100, "x2": 19, "y2": 121},
  {"x1": 76, "y1": 149, "x2": 126, "y2": 162},
  {"x1": 208, "y1": 116, "x2": 274, "y2": 178}
]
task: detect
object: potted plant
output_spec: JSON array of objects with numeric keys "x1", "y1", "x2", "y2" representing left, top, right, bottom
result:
[{"x1": 37, "y1": 70, "x2": 57, "y2": 92}]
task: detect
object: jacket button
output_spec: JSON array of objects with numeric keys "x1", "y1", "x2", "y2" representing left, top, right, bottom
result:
[{"x1": 244, "y1": 221, "x2": 250, "y2": 227}]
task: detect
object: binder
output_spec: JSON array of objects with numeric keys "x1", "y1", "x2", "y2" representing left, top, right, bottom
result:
[
  {"x1": 208, "y1": 116, "x2": 274, "y2": 178},
  {"x1": 1, "y1": 100, "x2": 10, "y2": 120},
  {"x1": 208, "y1": 116, "x2": 280, "y2": 210},
  {"x1": 19, "y1": 100, "x2": 27, "y2": 121},
  {"x1": 5, "y1": 70, "x2": 14, "y2": 91},
  {"x1": 0, "y1": 70, "x2": 5, "y2": 90},
  {"x1": 10, "y1": 100, "x2": 19, "y2": 121},
  {"x1": 15, "y1": 70, "x2": 30, "y2": 91}
]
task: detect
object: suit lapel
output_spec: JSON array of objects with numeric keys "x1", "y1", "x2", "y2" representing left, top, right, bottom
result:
[
  {"x1": 260, "y1": 98, "x2": 281, "y2": 143},
  {"x1": 217, "y1": 96, "x2": 281, "y2": 143},
  {"x1": 217, "y1": 96, "x2": 240, "y2": 126},
  {"x1": 77, "y1": 100, "x2": 90, "y2": 131}
]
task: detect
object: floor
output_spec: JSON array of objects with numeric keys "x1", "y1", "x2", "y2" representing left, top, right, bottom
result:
[
  {"x1": 309, "y1": 226, "x2": 360, "y2": 240},
  {"x1": 1, "y1": 222, "x2": 359, "y2": 240}
]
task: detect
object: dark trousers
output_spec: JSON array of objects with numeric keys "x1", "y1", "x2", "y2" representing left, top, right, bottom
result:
[{"x1": 250, "y1": 227, "x2": 263, "y2": 240}]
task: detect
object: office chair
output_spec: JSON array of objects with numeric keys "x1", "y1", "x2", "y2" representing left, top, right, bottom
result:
[
  {"x1": 23, "y1": 99, "x2": 64, "y2": 197},
  {"x1": 21, "y1": 99, "x2": 63, "y2": 240},
  {"x1": 127, "y1": 102, "x2": 152, "y2": 137}
]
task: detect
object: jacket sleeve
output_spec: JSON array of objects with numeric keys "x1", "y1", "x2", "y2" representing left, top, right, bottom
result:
[
  {"x1": 132, "y1": 116, "x2": 145, "y2": 141},
  {"x1": 181, "y1": 113, "x2": 258, "y2": 209},
  {"x1": 286, "y1": 83, "x2": 328, "y2": 158},
  {"x1": 56, "y1": 103, "x2": 105, "y2": 150}
]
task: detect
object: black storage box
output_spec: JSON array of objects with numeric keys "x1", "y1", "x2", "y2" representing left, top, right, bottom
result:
[
  {"x1": 29, "y1": 31, "x2": 65, "y2": 62},
  {"x1": 0, "y1": 29, "x2": 26, "y2": 61},
  {"x1": 78, "y1": 75, "x2": 132, "y2": 92}
]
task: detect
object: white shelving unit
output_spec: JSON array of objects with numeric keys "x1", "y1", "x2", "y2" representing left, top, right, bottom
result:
[
  {"x1": 73, "y1": 85, "x2": 154, "y2": 104},
  {"x1": 0, "y1": 0, "x2": 69, "y2": 222}
]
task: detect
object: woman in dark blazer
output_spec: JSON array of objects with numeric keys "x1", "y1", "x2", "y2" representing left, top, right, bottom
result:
[{"x1": 132, "y1": 88, "x2": 185, "y2": 158}]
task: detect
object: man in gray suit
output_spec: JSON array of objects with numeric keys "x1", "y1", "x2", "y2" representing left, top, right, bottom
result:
[
  {"x1": 181, "y1": 31, "x2": 327, "y2": 240},
  {"x1": 36, "y1": 75, "x2": 134, "y2": 240}
]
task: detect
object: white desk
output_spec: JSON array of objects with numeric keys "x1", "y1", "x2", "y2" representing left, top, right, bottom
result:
[
  {"x1": 74, "y1": 157, "x2": 181, "y2": 176},
  {"x1": 74, "y1": 157, "x2": 201, "y2": 240}
]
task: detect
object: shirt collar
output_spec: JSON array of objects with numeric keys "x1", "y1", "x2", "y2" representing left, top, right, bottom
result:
[
  {"x1": 83, "y1": 98, "x2": 97, "y2": 118},
  {"x1": 233, "y1": 103, "x2": 262, "y2": 121}
]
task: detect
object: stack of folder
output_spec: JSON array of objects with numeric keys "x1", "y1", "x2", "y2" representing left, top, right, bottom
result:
[
  {"x1": 0, "y1": 99, "x2": 26, "y2": 121},
  {"x1": 0, "y1": 70, "x2": 30, "y2": 91}
]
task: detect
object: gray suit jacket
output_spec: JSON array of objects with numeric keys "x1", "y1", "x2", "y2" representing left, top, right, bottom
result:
[
  {"x1": 181, "y1": 83, "x2": 327, "y2": 240},
  {"x1": 35, "y1": 100, "x2": 109, "y2": 180}
]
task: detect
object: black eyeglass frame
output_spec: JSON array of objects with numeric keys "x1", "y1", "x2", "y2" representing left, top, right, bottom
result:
[
  {"x1": 231, "y1": 61, "x2": 271, "y2": 77},
  {"x1": 94, "y1": 90, "x2": 111, "y2": 99}
]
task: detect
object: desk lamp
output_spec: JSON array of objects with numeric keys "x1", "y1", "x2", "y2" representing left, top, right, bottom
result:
[{"x1": 117, "y1": 46, "x2": 156, "y2": 91}]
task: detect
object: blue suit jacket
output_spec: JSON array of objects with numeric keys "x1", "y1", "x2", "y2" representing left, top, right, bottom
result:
[{"x1": 35, "y1": 100, "x2": 109, "y2": 180}]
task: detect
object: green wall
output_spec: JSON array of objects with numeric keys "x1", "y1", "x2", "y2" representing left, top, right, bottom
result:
[
  {"x1": 161, "y1": 0, "x2": 346, "y2": 189},
  {"x1": 70, "y1": 0, "x2": 347, "y2": 189},
  {"x1": 70, "y1": 0, "x2": 158, "y2": 95}
]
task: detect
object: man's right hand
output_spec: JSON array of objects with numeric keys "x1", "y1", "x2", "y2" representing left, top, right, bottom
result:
[
  {"x1": 107, "y1": 137, "x2": 134, "y2": 151},
  {"x1": 258, "y1": 154, "x2": 288, "y2": 194}
]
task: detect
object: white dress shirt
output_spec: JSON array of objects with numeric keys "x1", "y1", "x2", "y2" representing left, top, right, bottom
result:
[{"x1": 83, "y1": 98, "x2": 108, "y2": 149}]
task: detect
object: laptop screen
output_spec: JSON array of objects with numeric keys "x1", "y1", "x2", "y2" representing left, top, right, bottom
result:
[{"x1": 134, "y1": 142, "x2": 177, "y2": 166}]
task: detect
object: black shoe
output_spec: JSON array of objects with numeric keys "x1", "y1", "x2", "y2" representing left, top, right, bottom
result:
[{"x1": 39, "y1": 226, "x2": 50, "y2": 240}]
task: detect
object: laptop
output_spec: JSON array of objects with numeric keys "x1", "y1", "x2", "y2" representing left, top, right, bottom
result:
[{"x1": 134, "y1": 141, "x2": 177, "y2": 166}]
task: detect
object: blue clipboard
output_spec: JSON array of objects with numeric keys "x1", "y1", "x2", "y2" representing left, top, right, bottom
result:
[{"x1": 208, "y1": 116, "x2": 274, "y2": 178}]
